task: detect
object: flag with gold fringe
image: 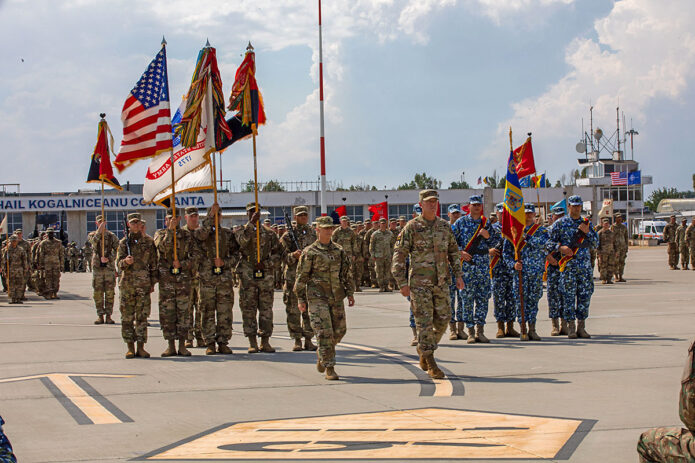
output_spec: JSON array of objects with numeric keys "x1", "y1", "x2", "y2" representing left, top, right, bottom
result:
[
  {"x1": 512, "y1": 136, "x2": 536, "y2": 179},
  {"x1": 501, "y1": 151, "x2": 525, "y2": 252},
  {"x1": 87, "y1": 117, "x2": 122, "y2": 190},
  {"x1": 227, "y1": 43, "x2": 266, "y2": 135}
]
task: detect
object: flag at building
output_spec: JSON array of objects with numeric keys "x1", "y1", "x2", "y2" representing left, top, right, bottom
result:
[
  {"x1": 176, "y1": 43, "x2": 232, "y2": 153},
  {"x1": 334, "y1": 205, "x2": 347, "y2": 218},
  {"x1": 227, "y1": 43, "x2": 266, "y2": 135},
  {"x1": 143, "y1": 96, "x2": 212, "y2": 205},
  {"x1": 87, "y1": 117, "x2": 122, "y2": 190},
  {"x1": 519, "y1": 176, "x2": 531, "y2": 188},
  {"x1": 368, "y1": 202, "x2": 388, "y2": 221},
  {"x1": 512, "y1": 136, "x2": 536, "y2": 179},
  {"x1": 477, "y1": 176, "x2": 482, "y2": 185},
  {"x1": 610, "y1": 171, "x2": 628, "y2": 186},
  {"x1": 114, "y1": 45, "x2": 172, "y2": 172},
  {"x1": 628, "y1": 170, "x2": 641, "y2": 185},
  {"x1": 501, "y1": 151, "x2": 525, "y2": 251},
  {"x1": 532, "y1": 173, "x2": 546, "y2": 188}
]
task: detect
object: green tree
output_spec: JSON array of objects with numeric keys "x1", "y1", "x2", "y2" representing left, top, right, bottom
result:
[
  {"x1": 398, "y1": 172, "x2": 441, "y2": 190},
  {"x1": 449, "y1": 180, "x2": 470, "y2": 189},
  {"x1": 262, "y1": 180, "x2": 285, "y2": 192},
  {"x1": 497, "y1": 178, "x2": 506, "y2": 188}
]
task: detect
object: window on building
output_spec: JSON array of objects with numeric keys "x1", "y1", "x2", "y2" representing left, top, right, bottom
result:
[
  {"x1": 34, "y1": 211, "x2": 67, "y2": 232},
  {"x1": 266, "y1": 206, "x2": 292, "y2": 224},
  {"x1": 388, "y1": 204, "x2": 411, "y2": 220},
  {"x1": 5, "y1": 213, "x2": 22, "y2": 234},
  {"x1": 156, "y1": 209, "x2": 166, "y2": 230},
  {"x1": 101, "y1": 211, "x2": 135, "y2": 239}
]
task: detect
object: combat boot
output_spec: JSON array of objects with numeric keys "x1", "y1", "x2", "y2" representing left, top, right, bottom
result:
[
  {"x1": 105, "y1": 315, "x2": 115, "y2": 324},
  {"x1": 196, "y1": 337, "x2": 206, "y2": 348},
  {"x1": 495, "y1": 321, "x2": 505, "y2": 338},
  {"x1": 410, "y1": 326, "x2": 418, "y2": 346},
  {"x1": 136, "y1": 342, "x2": 150, "y2": 358},
  {"x1": 161, "y1": 339, "x2": 177, "y2": 357},
  {"x1": 316, "y1": 351, "x2": 326, "y2": 373},
  {"x1": 550, "y1": 318, "x2": 560, "y2": 336},
  {"x1": 292, "y1": 338, "x2": 303, "y2": 352},
  {"x1": 206, "y1": 342, "x2": 216, "y2": 355},
  {"x1": 217, "y1": 343, "x2": 233, "y2": 355},
  {"x1": 94, "y1": 315, "x2": 105, "y2": 325},
  {"x1": 247, "y1": 336, "x2": 259, "y2": 353},
  {"x1": 325, "y1": 366, "x2": 339, "y2": 381},
  {"x1": 466, "y1": 327, "x2": 476, "y2": 344},
  {"x1": 449, "y1": 322, "x2": 458, "y2": 341},
  {"x1": 475, "y1": 325, "x2": 490, "y2": 343},
  {"x1": 577, "y1": 320, "x2": 591, "y2": 339},
  {"x1": 260, "y1": 337, "x2": 276, "y2": 353},
  {"x1": 125, "y1": 342, "x2": 135, "y2": 359},
  {"x1": 505, "y1": 322, "x2": 520, "y2": 338},
  {"x1": 178, "y1": 339, "x2": 191, "y2": 356},
  {"x1": 567, "y1": 320, "x2": 578, "y2": 339},
  {"x1": 304, "y1": 337, "x2": 317, "y2": 351},
  {"x1": 416, "y1": 347, "x2": 428, "y2": 371},
  {"x1": 425, "y1": 353, "x2": 445, "y2": 379},
  {"x1": 456, "y1": 322, "x2": 468, "y2": 340},
  {"x1": 617, "y1": 275, "x2": 626, "y2": 282},
  {"x1": 184, "y1": 339, "x2": 193, "y2": 349},
  {"x1": 528, "y1": 323, "x2": 541, "y2": 341}
]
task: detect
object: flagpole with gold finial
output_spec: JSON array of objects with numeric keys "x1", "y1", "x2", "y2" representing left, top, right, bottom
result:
[
  {"x1": 162, "y1": 36, "x2": 179, "y2": 275},
  {"x1": 510, "y1": 127, "x2": 528, "y2": 341},
  {"x1": 98, "y1": 113, "x2": 107, "y2": 264},
  {"x1": 248, "y1": 42, "x2": 262, "y2": 278}
]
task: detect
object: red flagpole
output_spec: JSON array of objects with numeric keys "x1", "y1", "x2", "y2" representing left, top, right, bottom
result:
[{"x1": 318, "y1": 0, "x2": 327, "y2": 216}]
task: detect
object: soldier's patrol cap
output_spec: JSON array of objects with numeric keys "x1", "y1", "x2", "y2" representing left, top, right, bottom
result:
[
  {"x1": 602, "y1": 217, "x2": 611, "y2": 223},
  {"x1": 468, "y1": 195, "x2": 483, "y2": 205},
  {"x1": 567, "y1": 195, "x2": 583, "y2": 206},
  {"x1": 339, "y1": 215, "x2": 349, "y2": 222},
  {"x1": 551, "y1": 206, "x2": 565, "y2": 216},
  {"x1": 364, "y1": 219, "x2": 371, "y2": 223},
  {"x1": 670, "y1": 214, "x2": 676, "y2": 218},
  {"x1": 316, "y1": 216, "x2": 334, "y2": 228},
  {"x1": 355, "y1": 220, "x2": 362, "y2": 225},
  {"x1": 524, "y1": 203, "x2": 536, "y2": 213},
  {"x1": 447, "y1": 204, "x2": 462, "y2": 214},
  {"x1": 9, "y1": 235, "x2": 17, "y2": 241},
  {"x1": 46, "y1": 227, "x2": 55, "y2": 232},
  {"x1": 95, "y1": 214, "x2": 104, "y2": 222},
  {"x1": 614, "y1": 212, "x2": 622, "y2": 218},
  {"x1": 185, "y1": 206, "x2": 198, "y2": 215},
  {"x1": 14, "y1": 229, "x2": 22, "y2": 234},
  {"x1": 165, "y1": 208, "x2": 175, "y2": 218},
  {"x1": 246, "y1": 202, "x2": 260, "y2": 211},
  {"x1": 278, "y1": 223, "x2": 286, "y2": 228},
  {"x1": 413, "y1": 203, "x2": 422, "y2": 214},
  {"x1": 374, "y1": 218, "x2": 384, "y2": 224},
  {"x1": 293, "y1": 206, "x2": 309, "y2": 216},
  {"x1": 389, "y1": 218, "x2": 397, "y2": 223},
  {"x1": 495, "y1": 203, "x2": 504, "y2": 212},
  {"x1": 127, "y1": 213, "x2": 142, "y2": 223},
  {"x1": 263, "y1": 219, "x2": 272, "y2": 224},
  {"x1": 398, "y1": 216, "x2": 406, "y2": 220},
  {"x1": 419, "y1": 189, "x2": 439, "y2": 202}
]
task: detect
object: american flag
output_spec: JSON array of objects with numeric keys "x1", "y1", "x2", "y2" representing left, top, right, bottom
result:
[
  {"x1": 114, "y1": 46, "x2": 172, "y2": 172},
  {"x1": 610, "y1": 171, "x2": 628, "y2": 186}
]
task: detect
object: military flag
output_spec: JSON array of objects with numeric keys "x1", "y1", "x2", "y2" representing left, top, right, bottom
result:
[
  {"x1": 368, "y1": 202, "x2": 388, "y2": 221},
  {"x1": 532, "y1": 172, "x2": 546, "y2": 188},
  {"x1": 86, "y1": 117, "x2": 122, "y2": 190},
  {"x1": 227, "y1": 43, "x2": 266, "y2": 134},
  {"x1": 501, "y1": 151, "x2": 525, "y2": 251},
  {"x1": 114, "y1": 45, "x2": 172, "y2": 171},
  {"x1": 334, "y1": 205, "x2": 347, "y2": 218},
  {"x1": 512, "y1": 136, "x2": 536, "y2": 179}
]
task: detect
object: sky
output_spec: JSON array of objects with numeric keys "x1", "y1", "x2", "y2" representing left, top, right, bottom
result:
[{"x1": 1, "y1": 0, "x2": 693, "y2": 196}]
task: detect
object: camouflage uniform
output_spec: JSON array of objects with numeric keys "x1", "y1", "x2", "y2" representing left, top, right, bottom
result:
[
  {"x1": 83, "y1": 243, "x2": 93, "y2": 272},
  {"x1": 597, "y1": 226, "x2": 616, "y2": 282},
  {"x1": 88, "y1": 228, "x2": 119, "y2": 317},
  {"x1": 37, "y1": 233, "x2": 64, "y2": 298},
  {"x1": 346, "y1": 225, "x2": 364, "y2": 291},
  {"x1": 548, "y1": 214, "x2": 599, "y2": 322},
  {"x1": 638, "y1": 338, "x2": 695, "y2": 462},
  {"x1": 677, "y1": 222, "x2": 690, "y2": 269},
  {"x1": 154, "y1": 225, "x2": 192, "y2": 342},
  {"x1": 281, "y1": 216, "x2": 317, "y2": 343},
  {"x1": 369, "y1": 226, "x2": 393, "y2": 291},
  {"x1": 687, "y1": 223, "x2": 695, "y2": 270},
  {"x1": 452, "y1": 214, "x2": 492, "y2": 328},
  {"x1": 392, "y1": 212, "x2": 462, "y2": 356},
  {"x1": 116, "y1": 227, "x2": 157, "y2": 345},
  {"x1": 15, "y1": 237, "x2": 31, "y2": 294},
  {"x1": 0, "y1": 415, "x2": 17, "y2": 463},
  {"x1": 235, "y1": 207, "x2": 283, "y2": 342},
  {"x1": 611, "y1": 219, "x2": 629, "y2": 279},
  {"x1": 31, "y1": 236, "x2": 45, "y2": 296},
  {"x1": 182, "y1": 222, "x2": 204, "y2": 345},
  {"x1": 67, "y1": 244, "x2": 78, "y2": 272},
  {"x1": 193, "y1": 212, "x2": 238, "y2": 348},
  {"x1": 664, "y1": 220, "x2": 679, "y2": 269},
  {"x1": 294, "y1": 231, "x2": 354, "y2": 369},
  {"x1": 489, "y1": 221, "x2": 514, "y2": 323},
  {"x1": 358, "y1": 226, "x2": 371, "y2": 286},
  {"x1": 2, "y1": 241, "x2": 28, "y2": 302},
  {"x1": 365, "y1": 225, "x2": 378, "y2": 287}
]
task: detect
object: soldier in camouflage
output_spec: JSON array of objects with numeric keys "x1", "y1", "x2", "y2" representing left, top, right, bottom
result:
[
  {"x1": 489, "y1": 203, "x2": 519, "y2": 338},
  {"x1": 88, "y1": 215, "x2": 119, "y2": 324},
  {"x1": 295, "y1": 216, "x2": 355, "y2": 381},
  {"x1": 192, "y1": 203, "x2": 238, "y2": 355},
  {"x1": 281, "y1": 206, "x2": 317, "y2": 352},
  {"x1": 37, "y1": 227, "x2": 64, "y2": 300},
  {"x1": 597, "y1": 218, "x2": 616, "y2": 284},
  {"x1": 116, "y1": 213, "x2": 157, "y2": 359},
  {"x1": 687, "y1": 218, "x2": 695, "y2": 271},
  {"x1": 182, "y1": 207, "x2": 204, "y2": 348},
  {"x1": 235, "y1": 202, "x2": 283, "y2": 353},
  {"x1": 446, "y1": 204, "x2": 466, "y2": 341},
  {"x1": 154, "y1": 209, "x2": 193, "y2": 357},
  {"x1": 637, "y1": 338, "x2": 695, "y2": 462},
  {"x1": 31, "y1": 232, "x2": 46, "y2": 297},
  {"x1": 83, "y1": 241, "x2": 93, "y2": 273},
  {"x1": 392, "y1": 189, "x2": 464, "y2": 380},
  {"x1": 332, "y1": 216, "x2": 358, "y2": 293},
  {"x1": 369, "y1": 218, "x2": 393, "y2": 292},
  {"x1": 663, "y1": 215, "x2": 679, "y2": 270},
  {"x1": 676, "y1": 217, "x2": 690, "y2": 271},
  {"x1": 352, "y1": 221, "x2": 364, "y2": 292},
  {"x1": 2, "y1": 235, "x2": 28, "y2": 304},
  {"x1": 0, "y1": 415, "x2": 16, "y2": 463},
  {"x1": 67, "y1": 242, "x2": 79, "y2": 272},
  {"x1": 388, "y1": 219, "x2": 399, "y2": 289},
  {"x1": 611, "y1": 213, "x2": 629, "y2": 281},
  {"x1": 365, "y1": 220, "x2": 378, "y2": 288},
  {"x1": 547, "y1": 207, "x2": 567, "y2": 336},
  {"x1": 14, "y1": 230, "x2": 31, "y2": 298}
]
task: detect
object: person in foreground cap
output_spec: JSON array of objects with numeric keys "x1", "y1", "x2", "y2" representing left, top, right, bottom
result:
[
  {"x1": 502, "y1": 203, "x2": 550, "y2": 341},
  {"x1": 392, "y1": 189, "x2": 464, "y2": 379},
  {"x1": 488, "y1": 202, "x2": 519, "y2": 340},
  {"x1": 452, "y1": 194, "x2": 493, "y2": 344},
  {"x1": 611, "y1": 213, "x2": 629, "y2": 282},
  {"x1": 182, "y1": 205, "x2": 204, "y2": 348},
  {"x1": 37, "y1": 224, "x2": 64, "y2": 301},
  {"x1": 294, "y1": 215, "x2": 355, "y2": 380},
  {"x1": 88, "y1": 214, "x2": 119, "y2": 324},
  {"x1": 3, "y1": 233, "x2": 28, "y2": 304},
  {"x1": 235, "y1": 201, "x2": 283, "y2": 353},
  {"x1": 116, "y1": 210, "x2": 157, "y2": 359},
  {"x1": 280, "y1": 204, "x2": 318, "y2": 352},
  {"x1": 597, "y1": 217, "x2": 616, "y2": 285},
  {"x1": 548, "y1": 193, "x2": 598, "y2": 339},
  {"x1": 664, "y1": 214, "x2": 680, "y2": 270}
]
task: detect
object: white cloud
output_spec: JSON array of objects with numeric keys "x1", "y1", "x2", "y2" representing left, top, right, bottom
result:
[{"x1": 474, "y1": 0, "x2": 574, "y2": 23}]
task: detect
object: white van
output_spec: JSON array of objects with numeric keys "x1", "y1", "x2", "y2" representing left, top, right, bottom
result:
[{"x1": 638, "y1": 220, "x2": 668, "y2": 243}]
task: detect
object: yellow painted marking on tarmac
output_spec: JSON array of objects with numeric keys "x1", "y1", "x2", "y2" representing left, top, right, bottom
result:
[{"x1": 145, "y1": 408, "x2": 583, "y2": 460}]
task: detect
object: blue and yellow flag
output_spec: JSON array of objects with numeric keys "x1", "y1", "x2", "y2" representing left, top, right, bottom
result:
[{"x1": 501, "y1": 151, "x2": 525, "y2": 253}]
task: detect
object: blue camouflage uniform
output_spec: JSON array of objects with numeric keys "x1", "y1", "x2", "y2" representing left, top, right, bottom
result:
[
  {"x1": 489, "y1": 207, "x2": 515, "y2": 323},
  {"x1": 453, "y1": 209, "x2": 491, "y2": 328},
  {"x1": 502, "y1": 220, "x2": 550, "y2": 324},
  {"x1": 0, "y1": 416, "x2": 16, "y2": 463},
  {"x1": 546, "y1": 207, "x2": 566, "y2": 320},
  {"x1": 548, "y1": 210, "x2": 599, "y2": 321},
  {"x1": 448, "y1": 204, "x2": 464, "y2": 324}
]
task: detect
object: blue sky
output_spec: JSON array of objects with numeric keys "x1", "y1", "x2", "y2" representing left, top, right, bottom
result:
[{"x1": 1, "y1": 0, "x2": 693, "y2": 196}]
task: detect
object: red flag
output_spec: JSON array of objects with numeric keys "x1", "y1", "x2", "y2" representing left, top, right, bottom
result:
[
  {"x1": 87, "y1": 119, "x2": 122, "y2": 190},
  {"x1": 368, "y1": 201, "x2": 388, "y2": 221},
  {"x1": 335, "y1": 205, "x2": 347, "y2": 218},
  {"x1": 228, "y1": 45, "x2": 266, "y2": 133},
  {"x1": 512, "y1": 137, "x2": 536, "y2": 179},
  {"x1": 461, "y1": 204, "x2": 470, "y2": 215}
]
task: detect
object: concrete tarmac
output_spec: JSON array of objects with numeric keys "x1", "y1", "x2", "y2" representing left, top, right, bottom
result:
[{"x1": 0, "y1": 246, "x2": 693, "y2": 462}]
